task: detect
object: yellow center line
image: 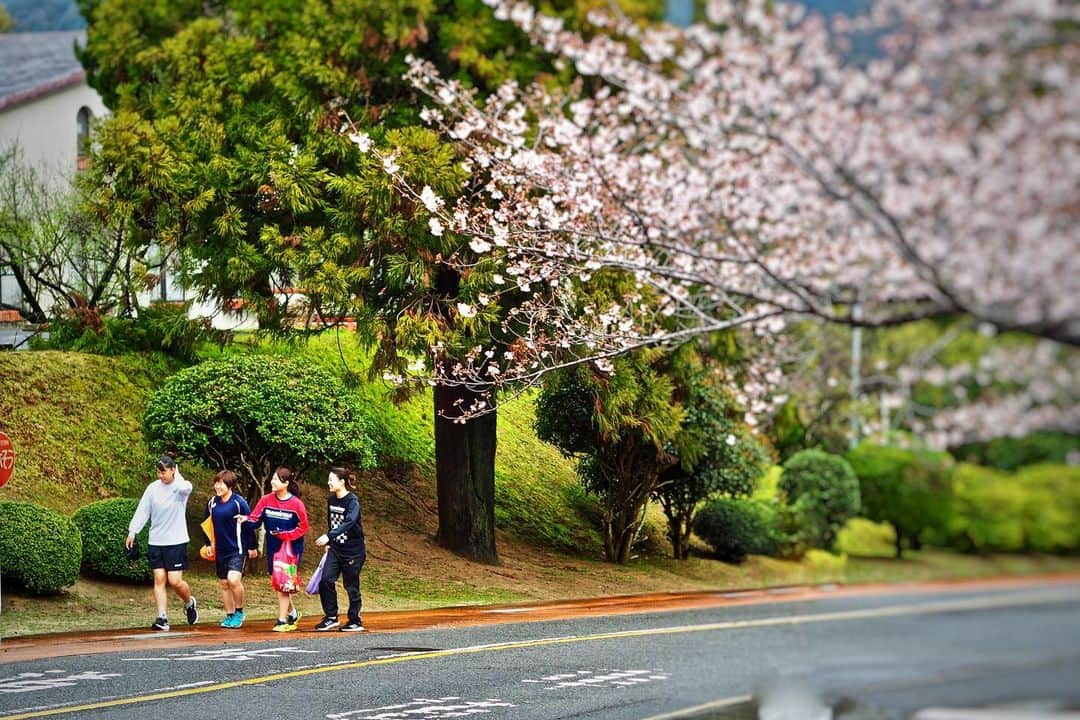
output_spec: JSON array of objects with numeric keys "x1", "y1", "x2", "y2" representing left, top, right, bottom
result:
[{"x1": 2, "y1": 588, "x2": 1077, "y2": 720}]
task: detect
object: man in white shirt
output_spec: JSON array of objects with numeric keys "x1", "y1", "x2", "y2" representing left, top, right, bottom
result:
[{"x1": 126, "y1": 454, "x2": 199, "y2": 631}]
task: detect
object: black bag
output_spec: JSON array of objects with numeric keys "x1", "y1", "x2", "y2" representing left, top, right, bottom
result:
[{"x1": 124, "y1": 543, "x2": 140, "y2": 561}]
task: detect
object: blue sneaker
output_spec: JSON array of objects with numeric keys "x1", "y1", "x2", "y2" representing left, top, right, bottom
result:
[
  {"x1": 232, "y1": 609, "x2": 245, "y2": 628},
  {"x1": 220, "y1": 613, "x2": 235, "y2": 628}
]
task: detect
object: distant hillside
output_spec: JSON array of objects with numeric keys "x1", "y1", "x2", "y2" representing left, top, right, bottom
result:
[{"x1": 4, "y1": 0, "x2": 84, "y2": 31}]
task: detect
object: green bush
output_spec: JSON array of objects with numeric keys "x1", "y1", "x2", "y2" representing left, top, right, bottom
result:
[
  {"x1": 1013, "y1": 464, "x2": 1080, "y2": 553},
  {"x1": 144, "y1": 354, "x2": 378, "y2": 499},
  {"x1": 72, "y1": 498, "x2": 150, "y2": 582},
  {"x1": 845, "y1": 443, "x2": 953, "y2": 557},
  {"x1": 949, "y1": 463, "x2": 1080, "y2": 554},
  {"x1": 693, "y1": 498, "x2": 781, "y2": 563},
  {"x1": 37, "y1": 301, "x2": 224, "y2": 362},
  {"x1": 779, "y1": 449, "x2": 861, "y2": 552},
  {"x1": 947, "y1": 463, "x2": 1024, "y2": 552},
  {"x1": 0, "y1": 502, "x2": 82, "y2": 594},
  {"x1": 953, "y1": 432, "x2": 1079, "y2": 472}
]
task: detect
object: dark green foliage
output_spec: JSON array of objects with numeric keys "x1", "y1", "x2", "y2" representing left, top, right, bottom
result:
[
  {"x1": 693, "y1": 498, "x2": 781, "y2": 563},
  {"x1": 953, "y1": 432, "x2": 1079, "y2": 472},
  {"x1": 0, "y1": 502, "x2": 82, "y2": 594},
  {"x1": 72, "y1": 498, "x2": 150, "y2": 581},
  {"x1": 143, "y1": 355, "x2": 377, "y2": 498},
  {"x1": 535, "y1": 350, "x2": 683, "y2": 563},
  {"x1": 845, "y1": 444, "x2": 953, "y2": 557},
  {"x1": 779, "y1": 449, "x2": 861, "y2": 552},
  {"x1": 36, "y1": 302, "x2": 224, "y2": 362},
  {"x1": 655, "y1": 380, "x2": 769, "y2": 559}
]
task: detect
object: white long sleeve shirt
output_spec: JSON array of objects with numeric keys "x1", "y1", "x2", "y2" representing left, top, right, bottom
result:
[{"x1": 128, "y1": 470, "x2": 193, "y2": 546}]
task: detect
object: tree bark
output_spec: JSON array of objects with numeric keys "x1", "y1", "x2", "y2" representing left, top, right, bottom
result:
[
  {"x1": 434, "y1": 383, "x2": 499, "y2": 564},
  {"x1": 893, "y1": 524, "x2": 904, "y2": 559}
]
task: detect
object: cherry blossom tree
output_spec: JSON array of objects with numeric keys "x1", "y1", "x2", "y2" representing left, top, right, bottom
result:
[{"x1": 354, "y1": 0, "x2": 1078, "y2": 436}]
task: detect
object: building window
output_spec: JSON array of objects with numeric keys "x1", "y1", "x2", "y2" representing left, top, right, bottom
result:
[{"x1": 76, "y1": 106, "x2": 92, "y2": 171}]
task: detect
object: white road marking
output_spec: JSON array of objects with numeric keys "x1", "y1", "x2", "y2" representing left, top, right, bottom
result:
[
  {"x1": 522, "y1": 668, "x2": 671, "y2": 690},
  {"x1": 0, "y1": 671, "x2": 121, "y2": 694},
  {"x1": 326, "y1": 697, "x2": 517, "y2": 719},
  {"x1": 121, "y1": 646, "x2": 317, "y2": 662}
]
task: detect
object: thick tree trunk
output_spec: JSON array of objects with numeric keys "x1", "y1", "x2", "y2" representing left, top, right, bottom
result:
[{"x1": 434, "y1": 383, "x2": 499, "y2": 564}]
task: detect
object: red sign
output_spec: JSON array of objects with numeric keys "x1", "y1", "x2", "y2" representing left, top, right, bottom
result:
[{"x1": 0, "y1": 431, "x2": 13, "y2": 488}]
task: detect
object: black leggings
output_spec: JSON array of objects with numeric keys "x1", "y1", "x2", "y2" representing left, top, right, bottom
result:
[{"x1": 319, "y1": 550, "x2": 365, "y2": 623}]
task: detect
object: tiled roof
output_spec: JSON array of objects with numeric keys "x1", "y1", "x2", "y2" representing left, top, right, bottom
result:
[{"x1": 0, "y1": 31, "x2": 87, "y2": 111}]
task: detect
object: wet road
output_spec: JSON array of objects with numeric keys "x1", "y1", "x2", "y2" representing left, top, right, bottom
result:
[{"x1": 1, "y1": 576, "x2": 1079, "y2": 720}]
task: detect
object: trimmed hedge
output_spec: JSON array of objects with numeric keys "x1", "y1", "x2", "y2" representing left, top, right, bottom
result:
[
  {"x1": 0, "y1": 501, "x2": 82, "y2": 594},
  {"x1": 779, "y1": 449, "x2": 861, "y2": 551},
  {"x1": 72, "y1": 498, "x2": 150, "y2": 582},
  {"x1": 948, "y1": 463, "x2": 1080, "y2": 553},
  {"x1": 693, "y1": 498, "x2": 781, "y2": 563},
  {"x1": 144, "y1": 354, "x2": 378, "y2": 499}
]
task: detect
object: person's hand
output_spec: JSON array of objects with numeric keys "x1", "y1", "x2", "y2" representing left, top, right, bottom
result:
[
  {"x1": 269, "y1": 529, "x2": 279, "y2": 536},
  {"x1": 234, "y1": 514, "x2": 248, "y2": 522},
  {"x1": 248, "y1": 549, "x2": 258, "y2": 559},
  {"x1": 125, "y1": 536, "x2": 134, "y2": 549},
  {"x1": 315, "y1": 534, "x2": 329, "y2": 547}
]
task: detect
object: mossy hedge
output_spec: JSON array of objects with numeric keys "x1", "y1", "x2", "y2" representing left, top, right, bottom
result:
[
  {"x1": 0, "y1": 501, "x2": 82, "y2": 594},
  {"x1": 693, "y1": 498, "x2": 780, "y2": 563},
  {"x1": 72, "y1": 498, "x2": 150, "y2": 582}
]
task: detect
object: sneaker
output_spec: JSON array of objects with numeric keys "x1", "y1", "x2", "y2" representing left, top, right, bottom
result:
[
  {"x1": 271, "y1": 619, "x2": 296, "y2": 633},
  {"x1": 185, "y1": 597, "x2": 199, "y2": 625},
  {"x1": 232, "y1": 609, "x2": 245, "y2": 628},
  {"x1": 220, "y1": 613, "x2": 235, "y2": 629},
  {"x1": 339, "y1": 621, "x2": 365, "y2": 632},
  {"x1": 286, "y1": 608, "x2": 301, "y2": 625},
  {"x1": 314, "y1": 616, "x2": 340, "y2": 632},
  {"x1": 151, "y1": 616, "x2": 170, "y2": 632}
]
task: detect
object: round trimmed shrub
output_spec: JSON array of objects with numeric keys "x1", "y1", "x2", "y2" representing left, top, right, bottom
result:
[
  {"x1": 0, "y1": 501, "x2": 82, "y2": 594},
  {"x1": 779, "y1": 449, "x2": 861, "y2": 551},
  {"x1": 144, "y1": 354, "x2": 378, "y2": 499},
  {"x1": 693, "y1": 498, "x2": 780, "y2": 563},
  {"x1": 72, "y1": 498, "x2": 150, "y2": 581}
]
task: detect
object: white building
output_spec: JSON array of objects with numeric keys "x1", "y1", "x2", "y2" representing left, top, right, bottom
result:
[{"x1": 0, "y1": 31, "x2": 256, "y2": 334}]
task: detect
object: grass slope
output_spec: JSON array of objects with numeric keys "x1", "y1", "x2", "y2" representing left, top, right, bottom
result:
[{"x1": 0, "y1": 352, "x2": 182, "y2": 512}]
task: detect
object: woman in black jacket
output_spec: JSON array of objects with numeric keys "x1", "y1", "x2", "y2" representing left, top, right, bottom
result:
[{"x1": 313, "y1": 466, "x2": 366, "y2": 632}]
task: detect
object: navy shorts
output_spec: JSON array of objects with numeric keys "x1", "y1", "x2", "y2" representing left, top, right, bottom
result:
[
  {"x1": 215, "y1": 553, "x2": 246, "y2": 579},
  {"x1": 147, "y1": 543, "x2": 189, "y2": 571}
]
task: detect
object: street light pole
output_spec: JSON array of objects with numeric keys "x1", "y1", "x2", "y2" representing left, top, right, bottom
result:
[{"x1": 849, "y1": 301, "x2": 863, "y2": 449}]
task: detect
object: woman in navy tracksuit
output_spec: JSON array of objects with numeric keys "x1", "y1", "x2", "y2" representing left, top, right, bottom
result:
[
  {"x1": 314, "y1": 466, "x2": 366, "y2": 632},
  {"x1": 203, "y1": 470, "x2": 257, "y2": 628}
]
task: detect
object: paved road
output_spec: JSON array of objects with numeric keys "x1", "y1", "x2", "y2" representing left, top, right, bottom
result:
[{"x1": 1, "y1": 580, "x2": 1079, "y2": 720}]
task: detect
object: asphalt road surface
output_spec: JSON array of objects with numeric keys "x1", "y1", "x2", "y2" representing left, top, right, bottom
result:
[{"x1": 2, "y1": 580, "x2": 1079, "y2": 720}]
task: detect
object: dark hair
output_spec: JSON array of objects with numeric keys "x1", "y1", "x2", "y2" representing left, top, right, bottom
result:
[
  {"x1": 275, "y1": 466, "x2": 301, "y2": 498},
  {"x1": 156, "y1": 451, "x2": 177, "y2": 471},
  {"x1": 213, "y1": 470, "x2": 237, "y2": 490},
  {"x1": 330, "y1": 466, "x2": 356, "y2": 490}
]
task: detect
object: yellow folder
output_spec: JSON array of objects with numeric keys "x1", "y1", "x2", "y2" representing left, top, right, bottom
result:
[{"x1": 200, "y1": 516, "x2": 215, "y2": 547}]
